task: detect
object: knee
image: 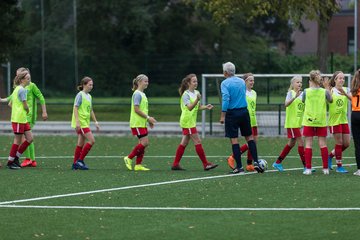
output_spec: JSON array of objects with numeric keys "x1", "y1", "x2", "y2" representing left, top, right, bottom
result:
[{"x1": 90, "y1": 139, "x2": 95, "y2": 145}]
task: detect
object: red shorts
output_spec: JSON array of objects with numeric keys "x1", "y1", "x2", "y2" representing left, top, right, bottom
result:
[
  {"x1": 12, "y1": 122, "x2": 31, "y2": 134},
  {"x1": 131, "y1": 127, "x2": 148, "y2": 136},
  {"x1": 329, "y1": 124, "x2": 350, "y2": 134},
  {"x1": 76, "y1": 127, "x2": 91, "y2": 135},
  {"x1": 182, "y1": 127, "x2": 198, "y2": 135},
  {"x1": 303, "y1": 126, "x2": 328, "y2": 137},
  {"x1": 252, "y1": 126, "x2": 258, "y2": 136},
  {"x1": 286, "y1": 128, "x2": 302, "y2": 138}
]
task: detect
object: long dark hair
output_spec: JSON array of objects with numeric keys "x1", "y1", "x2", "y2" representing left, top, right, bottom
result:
[
  {"x1": 77, "y1": 76, "x2": 93, "y2": 91},
  {"x1": 351, "y1": 69, "x2": 360, "y2": 96},
  {"x1": 178, "y1": 73, "x2": 196, "y2": 96}
]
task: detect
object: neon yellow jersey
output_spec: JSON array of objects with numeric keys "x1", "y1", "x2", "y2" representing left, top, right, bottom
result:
[
  {"x1": 7, "y1": 82, "x2": 46, "y2": 124},
  {"x1": 11, "y1": 86, "x2": 28, "y2": 123},
  {"x1": 246, "y1": 89, "x2": 257, "y2": 127},
  {"x1": 180, "y1": 90, "x2": 200, "y2": 128},
  {"x1": 130, "y1": 90, "x2": 148, "y2": 128},
  {"x1": 285, "y1": 90, "x2": 304, "y2": 128},
  {"x1": 71, "y1": 91, "x2": 92, "y2": 128},
  {"x1": 302, "y1": 88, "x2": 327, "y2": 127},
  {"x1": 328, "y1": 87, "x2": 349, "y2": 126}
]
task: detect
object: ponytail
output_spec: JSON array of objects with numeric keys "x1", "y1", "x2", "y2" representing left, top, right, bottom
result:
[
  {"x1": 132, "y1": 74, "x2": 148, "y2": 91},
  {"x1": 77, "y1": 76, "x2": 93, "y2": 91},
  {"x1": 178, "y1": 73, "x2": 196, "y2": 96}
]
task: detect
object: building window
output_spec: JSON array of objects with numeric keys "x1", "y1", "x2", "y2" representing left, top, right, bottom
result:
[{"x1": 348, "y1": 27, "x2": 354, "y2": 54}]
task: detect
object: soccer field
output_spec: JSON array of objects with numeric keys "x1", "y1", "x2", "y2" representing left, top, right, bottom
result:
[{"x1": 0, "y1": 135, "x2": 359, "y2": 240}]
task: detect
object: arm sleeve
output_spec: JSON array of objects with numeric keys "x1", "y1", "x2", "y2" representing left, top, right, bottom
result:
[
  {"x1": 285, "y1": 91, "x2": 293, "y2": 101},
  {"x1": 221, "y1": 82, "x2": 229, "y2": 112},
  {"x1": 74, "y1": 93, "x2": 82, "y2": 107},
  {"x1": 18, "y1": 88, "x2": 27, "y2": 102},
  {"x1": 133, "y1": 92, "x2": 142, "y2": 106},
  {"x1": 182, "y1": 93, "x2": 190, "y2": 106},
  {"x1": 31, "y1": 83, "x2": 46, "y2": 104}
]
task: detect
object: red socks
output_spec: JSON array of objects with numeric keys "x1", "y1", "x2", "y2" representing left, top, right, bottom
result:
[
  {"x1": 173, "y1": 144, "x2": 186, "y2": 166},
  {"x1": 74, "y1": 145, "x2": 83, "y2": 163},
  {"x1": 79, "y1": 143, "x2": 93, "y2": 161},
  {"x1": 128, "y1": 144, "x2": 145, "y2": 159},
  {"x1": 276, "y1": 144, "x2": 292, "y2": 163},
  {"x1": 321, "y1": 147, "x2": 328, "y2": 168},
  {"x1": 8, "y1": 144, "x2": 19, "y2": 161},
  {"x1": 304, "y1": 148, "x2": 312, "y2": 169},
  {"x1": 195, "y1": 144, "x2": 208, "y2": 167}
]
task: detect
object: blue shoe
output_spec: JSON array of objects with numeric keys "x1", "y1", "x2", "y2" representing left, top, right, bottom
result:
[
  {"x1": 328, "y1": 156, "x2": 333, "y2": 170},
  {"x1": 75, "y1": 160, "x2": 89, "y2": 170},
  {"x1": 71, "y1": 163, "x2": 78, "y2": 170},
  {"x1": 272, "y1": 162, "x2": 284, "y2": 172},
  {"x1": 336, "y1": 166, "x2": 348, "y2": 173}
]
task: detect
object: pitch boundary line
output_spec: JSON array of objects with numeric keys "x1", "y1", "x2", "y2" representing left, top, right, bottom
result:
[
  {"x1": 0, "y1": 205, "x2": 360, "y2": 211},
  {"x1": 0, "y1": 163, "x2": 356, "y2": 206}
]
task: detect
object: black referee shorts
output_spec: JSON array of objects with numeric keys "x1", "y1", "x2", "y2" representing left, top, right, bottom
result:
[{"x1": 224, "y1": 108, "x2": 252, "y2": 138}]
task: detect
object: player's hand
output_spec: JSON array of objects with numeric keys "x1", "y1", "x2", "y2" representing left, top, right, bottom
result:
[
  {"x1": 42, "y1": 112, "x2": 48, "y2": 121},
  {"x1": 205, "y1": 104, "x2": 214, "y2": 110},
  {"x1": 220, "y1": 116, "x2": 225, "y2": 124},
  {"x1": 95, "y1": 121, "x2": 100, "y2": 132},
  {"x1": 148, "y1": 117, "x2": 157, "y2": 128}
]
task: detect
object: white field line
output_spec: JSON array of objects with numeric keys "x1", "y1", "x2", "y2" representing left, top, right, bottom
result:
[
  {"x1": 0, "y1": 205, "x2": 360, "y2": 211},
  {"x1": 0, "y1": 155, "x2": 356, "y2": 159},
  {"x1": 0, "y1": 163, "x2": 356, "y2": 206}
]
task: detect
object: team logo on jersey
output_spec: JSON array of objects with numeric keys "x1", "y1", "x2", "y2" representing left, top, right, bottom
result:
[
  {"x1": 336, "y1": 99, "x2": 344, "y2": 107},
  {"x1": 297, "y1": 102, "x2": 305, "y2": 111},
  {"x1": 250, "y1": 101, "x2": 255, "y2": 109}
]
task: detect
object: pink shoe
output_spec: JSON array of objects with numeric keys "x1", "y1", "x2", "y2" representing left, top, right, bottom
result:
[
  {"x1": 31, "y1": 160, "x2": 37, "y2": 167},
  {"x1": 21, "y1": 159, "x2": 33, "y2": 167}
]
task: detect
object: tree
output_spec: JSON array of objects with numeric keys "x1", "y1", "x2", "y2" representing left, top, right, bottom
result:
[
  {"x1": 195, "y1": 0, "x2": 341, "y2": 72},
  {"x1": 0, "y1": 0, "x2": 24, "y2": 63}
]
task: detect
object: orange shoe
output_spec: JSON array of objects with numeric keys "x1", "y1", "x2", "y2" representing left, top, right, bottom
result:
[
  {"x1": 31, "y1": 160, "x2": 37, "y2": 167},
  {"x1": 246, "y1": 164, "x2": 255, "y2": 172},
  {"x1": 227, "y1": 155, "x2": 235, "y2": 170},
  {"x1": 21, "y1": 159, "x2": 33, "y2": 167}
]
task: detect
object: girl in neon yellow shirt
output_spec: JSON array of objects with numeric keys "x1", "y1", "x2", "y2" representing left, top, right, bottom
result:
[
  {"x1": 302, "y1": 70, "x2": 333, "y2": 175},
  {"x1": 71, "y1": 77, "x2": 100, "y2": 170},
  {"x1": 327, "y1": 71, "x2": 351, "y2": 173},
  {"x1": 171, "y1": 74, "x2": 218, "y2": 171},
  {"x1": 123, "y1": 74, "x2": 157, "y2": 171}
]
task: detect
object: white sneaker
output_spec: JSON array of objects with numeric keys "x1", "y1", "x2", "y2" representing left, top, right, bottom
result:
[
  {"x1": 323, "y1": 168, "x2": 329, "y2": 175},
  {"x1": 303, "y1": 168, "x2": 312, "y2": 175},
  {"x1": 353, "y1": 170, "x2": 360, "y2": 176}
]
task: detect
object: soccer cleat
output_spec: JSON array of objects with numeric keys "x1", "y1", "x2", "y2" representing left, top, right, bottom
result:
[
  {"x1": 13, "y1": 156, "x2": 21, "y2": 168},
  {"x1": 246, "y1": 164, "x2": 255, "y2": 172},
  {"x1": 123, "y1": 156, "x2": 133, "y2": 170},
  {"x1": 303, "y1": 168, "x2": 312, "y2": 175},
  {"x1": 353, "y1": 170, "x2": 360, "y2": 176},
  {"x1": 21, "y1": 159, "x2": 33, "y2": 167},
  {"x1": 31, "y1": 160, "x2": 37, "y2": 167},
  {"x1": 75, "y1": 160, "x2": 89, "y2": 170},
  {"x1": 335, "y1": 166, "x2": 348, "y2": 173},
  {"x1": 322, "y1": 168, "x2": 329, "y2": 175},
  {"x1": 227, "y1": 155, "x2": 235, "y2": 170},
  {"x1": 230, "y1": 167, "x2": 245, "y2": 175},
  {"x1": 7, "y1": 161, "x2": 20, "y2": 170},
  {"x1": 304, "y1": 167, "x2": 316, "y2": 173},
  {"x1": 272, "y1": 162, "x2": 284, "y2": 172},
  {"x1": 134, "y1": 164, "x2": 150, "y2": 171},
  {"x1": 253, "y1": 161, "x2": 264, "y2": 173},
  {"x1": 328, "y1": 156, "x2": 333, "y2": 170},
  {"x1": 204, "y1": 163, "x2": 219, "y2": 171},
  {"x1": 171, "y1": 165, "x2": 186, "y2": 171},
  {"x1": 71, "y1": 163, "x2": 78, "y2": 170}
]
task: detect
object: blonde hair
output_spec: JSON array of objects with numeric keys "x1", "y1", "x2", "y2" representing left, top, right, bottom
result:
[
  {"x1": 309, "y1": 70, "x2": 321, "y2": 86},
  {"x1": 13, "y1": 71, "x2": 28, "y2": 88},
  {"x1": 77, "y1": 76, "x2": 93, "y2": 91},
  {"x1": 351, "y1": 69, "x2": 360, "y2": 96},
  {"x1": 178, "y1": 73, "x2": 196, "y2": 96},
  {"x1": 16, "y1": 67, "x2": 29, "y2": 75},
  {"x1": 132, "y1": 74, "x2": 148, "y2": 91},
  {"x1": 288, "y1": 75, "x2": 302, "y2": 91}
]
